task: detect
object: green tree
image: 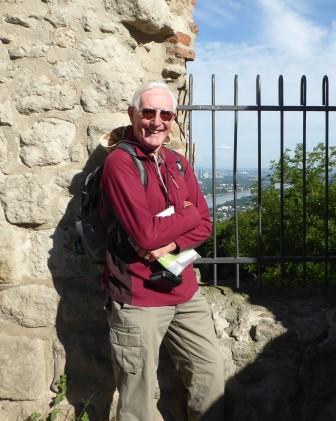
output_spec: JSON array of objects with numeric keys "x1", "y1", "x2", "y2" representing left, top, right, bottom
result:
[{"x1": 198, "y1": 143, "x2": 336, "y2": 285}]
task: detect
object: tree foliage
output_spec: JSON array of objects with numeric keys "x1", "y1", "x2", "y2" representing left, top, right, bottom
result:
[{"x1": 198, "y1": 143, "x2": 336, "y2": 285}]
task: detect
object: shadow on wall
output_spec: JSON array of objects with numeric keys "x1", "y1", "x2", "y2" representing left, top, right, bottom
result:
[
  {"x1": 48, "y1": 145, "x2": 115, "y2": 420},
  {"x1": 201, "y1": 276, "x2": 336, "y2": 421}
]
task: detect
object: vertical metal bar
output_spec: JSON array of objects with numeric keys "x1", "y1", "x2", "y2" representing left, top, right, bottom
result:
[
  {"x1": 188, "y1": 74, "x2": 193, "y2": 164},
  {"x1": 211, "y1": 74, "x2": 218, "y2": 286},
  {"x1": 323, "y1": 75, "x2": 329, "y2": 285},
  {"x1": 279, "y1": 76, "x2": 285, "y2": 283},
  {"x1": 256, "y1": 75, "x2": 262, "y2": 284},
  {"x1": 233, "y1": 75, "x2": 240, "y2": 288},
  {"x1": 300, "y1": 76, "x2": 307, "y2": 285}
]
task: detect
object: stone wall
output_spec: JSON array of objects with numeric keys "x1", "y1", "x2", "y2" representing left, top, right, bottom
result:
[{"x1": 0, "y1": 0, "x2": 197, "y2": 419}]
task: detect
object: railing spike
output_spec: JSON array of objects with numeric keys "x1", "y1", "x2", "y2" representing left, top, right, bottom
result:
[
  {"x1": 278, "y1": 75, "x2": 284, "y2": 106},
  {"x1": 300, "y1": 75, "x2": 307, "y2": 106},
  {"x1": 323, "y1": 75, "x2": 329, "y2": 106},
  {"x1": 256, "y1": 75, "x2": 261, "y2": 106}
]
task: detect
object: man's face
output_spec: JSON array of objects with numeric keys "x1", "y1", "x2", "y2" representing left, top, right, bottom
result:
[{"x1": 128, "y1": 88, "x2": 175, "y2": 153}]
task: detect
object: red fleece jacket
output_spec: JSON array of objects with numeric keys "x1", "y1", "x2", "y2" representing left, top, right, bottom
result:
[{"x1": 100, "y1": 139, "x2": 212, "y2": 306}]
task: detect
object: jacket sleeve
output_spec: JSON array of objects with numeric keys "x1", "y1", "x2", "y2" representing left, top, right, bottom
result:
[
  {"x1": 174, "y1": 159, "x2": 212, "y2": 251},
  {"x1": 100, "y1": 149, "x2": 202, "y2": 250}
]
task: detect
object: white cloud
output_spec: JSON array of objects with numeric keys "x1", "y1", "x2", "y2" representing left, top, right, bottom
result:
[
  {"x1": 188, "y1": 1, "x2": 336, "y2": 168},
  {"x1": 194, "y1": 0, "x2": 245, "y2": 28},
  {"x1": 258, "y1": 0, "x2": 328, "y2": 57}
]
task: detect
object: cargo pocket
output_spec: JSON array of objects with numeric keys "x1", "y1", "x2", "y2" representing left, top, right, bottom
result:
[{"x1": 110, "y1": 326, "x2": 143, "y2": 375}]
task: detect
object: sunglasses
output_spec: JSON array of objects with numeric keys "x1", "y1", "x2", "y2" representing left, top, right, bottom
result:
[{"x1": 140, "y1": 108, "x2": 175, "y2": 122}]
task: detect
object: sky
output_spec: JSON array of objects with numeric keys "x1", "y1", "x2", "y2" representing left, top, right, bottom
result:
[{"x1": 187, "y1": 0, "x2": 336, "y2": 169}]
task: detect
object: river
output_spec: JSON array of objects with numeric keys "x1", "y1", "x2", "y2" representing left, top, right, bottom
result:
[{"x1": 206, "y1": 190, "x2": 251, "y2": 208}]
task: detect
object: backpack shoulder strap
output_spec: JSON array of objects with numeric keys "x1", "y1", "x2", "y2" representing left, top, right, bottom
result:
[
  {"x1": 115, "y1": 141, "x2": 148, "y2": 189},
  {"x1": 171, "y1": 150, "x2": 185, "y2": 177}
]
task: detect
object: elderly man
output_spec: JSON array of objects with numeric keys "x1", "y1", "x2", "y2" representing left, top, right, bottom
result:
[{"x1": 100, "y1": 81, "x2": 224, "y2": 420}]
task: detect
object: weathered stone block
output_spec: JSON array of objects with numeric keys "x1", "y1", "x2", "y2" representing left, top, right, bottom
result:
[
  {"x1": 0, "y1": 284, "x2": 59, "y2": 327},
  {"x1": 14, "y1": 75, "x2": 77, "y2": 114},
  {"x1": 81, "y1": 62, "x2": 143, "y2": 113},
  {"x1": 53, "y1": 27, "x2": 76, "y2": 48},
  {"x1": 20, "y1": 118, "x2": 76, "y2": 167},
  {"x1": 8, "y1": 42, "x2": 49, "y2": 59},
  {"x1": 0, "y1": 335, "x2": 52, "y2": 400},
  {"x1": 0, "y1": 173, "x2": 61, "y2": 225},
  {"x1": 0, "y1": 400, "x2": 52, "y2": 421},
  {"x1": 104, "y1": 0, "x2": 172, "y2": 34},
  {"x1": 53, "y1": 59, "x2": 84, "y2": 81},
  {"x1": 211, "y1": 305, "x2": 230, "y2": 339},
  {"x1": 0, "y1": 99, "x2": 16, "y2": 126},
  {"x1": 81, "y1": 37, "x2": 131, "y2": 64},
  {"x1": 0, "y1": 225, "x2": 55, "y2": 284},
  {"x1": 99, "y1": 22, "x2": 118, "y2": 33}
]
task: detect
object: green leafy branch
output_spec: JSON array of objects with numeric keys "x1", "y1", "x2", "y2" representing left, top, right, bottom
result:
[{"x1": 26, "y1": 375, "x2": 90, "y2": 421}]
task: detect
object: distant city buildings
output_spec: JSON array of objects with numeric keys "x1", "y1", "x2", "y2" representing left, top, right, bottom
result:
[{"x1": 196, "y1": 167, "x2": 263, "y2": 221}]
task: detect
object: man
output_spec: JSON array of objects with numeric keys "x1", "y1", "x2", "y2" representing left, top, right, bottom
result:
[{"x1": 100, "y1": 81, "x2": 224, "y2": 420}]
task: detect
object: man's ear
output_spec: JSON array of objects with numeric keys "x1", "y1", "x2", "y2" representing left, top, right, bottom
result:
[{"x1": 128, "y1": 106, "x2": 135, "y2": 122}]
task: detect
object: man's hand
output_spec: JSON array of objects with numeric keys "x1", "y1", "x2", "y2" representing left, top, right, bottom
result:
[
  {"x1": 137, "y1": 242, "x2": 177, "y2": 263},
  {"x1": 138, "y1": 202, "x2": 190, "y2": 262}
]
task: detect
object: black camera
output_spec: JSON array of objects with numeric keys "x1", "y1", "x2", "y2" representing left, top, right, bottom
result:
[{"x1": 149, "y1": 270, "x2": 182, "y2": 290}]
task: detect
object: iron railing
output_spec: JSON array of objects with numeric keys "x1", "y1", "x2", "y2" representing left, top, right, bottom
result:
[{"x1": 177, "y1": 74, "x2": 336, "y2": 288}]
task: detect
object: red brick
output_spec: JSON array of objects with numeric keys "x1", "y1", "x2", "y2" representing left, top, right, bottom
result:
[
  {"x1": 166, "y1": 45, "x2": 195, "y2": 61},
  {"x1": 166, "y1": 32, "x2": 192, "y2": 46}
]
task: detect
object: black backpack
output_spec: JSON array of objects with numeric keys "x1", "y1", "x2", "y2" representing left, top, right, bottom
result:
[{"x1": 75, "y1": 140, "x2": 185, "y2": 264}]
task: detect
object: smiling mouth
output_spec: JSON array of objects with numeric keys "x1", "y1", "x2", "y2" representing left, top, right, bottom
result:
[{"x1": 146, "y1": 129, "x2": 164, "y2": 135}]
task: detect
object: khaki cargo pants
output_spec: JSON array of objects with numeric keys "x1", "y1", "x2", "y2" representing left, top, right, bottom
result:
[{"x1": 105, "y1": 289, "x2": 224, "y2": 421}]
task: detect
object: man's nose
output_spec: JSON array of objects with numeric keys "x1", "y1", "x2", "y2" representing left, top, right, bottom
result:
[{"x1": 153, "y1": 110, "x2": 162, "y2": 125}]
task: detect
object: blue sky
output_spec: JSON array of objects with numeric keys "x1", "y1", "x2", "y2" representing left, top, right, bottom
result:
[{"x1": 188, "y1": 0, "x2": 336, "y2": 168}]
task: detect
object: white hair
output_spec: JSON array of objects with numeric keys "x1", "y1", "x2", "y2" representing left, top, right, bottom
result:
[{"x1": 131, "y1": 81, "x2": 177, "y2": 112}]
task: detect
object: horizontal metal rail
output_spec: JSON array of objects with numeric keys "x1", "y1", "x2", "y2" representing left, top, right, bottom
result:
[
  {"x1": 196, "y1": 256, "x2": 336, "y2": 264},
  {"x1": 178, "y1": 105, "x2": 336, "y2": 111}
]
